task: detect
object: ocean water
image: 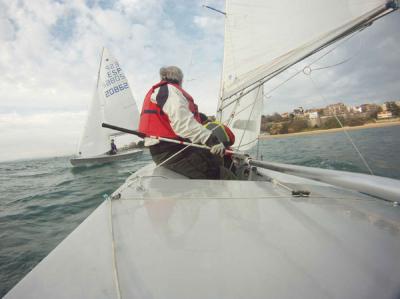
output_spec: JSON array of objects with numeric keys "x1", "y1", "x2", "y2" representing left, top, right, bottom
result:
[
  {"x1": 255, "y1": 125, "x2": 400, "y2": 179},
  {"x1": 0, "y1": 125, "x2": 399, "y2": 296}
]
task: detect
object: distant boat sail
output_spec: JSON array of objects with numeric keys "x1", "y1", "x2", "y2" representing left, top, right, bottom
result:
[{"x1": 70, "y1": 48, "x2": 142, "y2": 166}]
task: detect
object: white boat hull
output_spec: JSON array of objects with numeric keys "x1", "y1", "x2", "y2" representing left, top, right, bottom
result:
[
  {"x1": 70, "y1": 149, "x2": 143, "y2": 166},
  {"x1": 5, "y1": 163, "x2": 400, "y2": 299}
]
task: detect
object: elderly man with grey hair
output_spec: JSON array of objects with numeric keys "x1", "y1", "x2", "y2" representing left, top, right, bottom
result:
[{"x1": 138, "y1": 66, "x2": 236, "y2": 180}]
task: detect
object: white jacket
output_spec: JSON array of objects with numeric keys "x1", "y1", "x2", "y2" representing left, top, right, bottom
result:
[{"x1": 144, "y1": 84, "x2": 212, "y2": 146}]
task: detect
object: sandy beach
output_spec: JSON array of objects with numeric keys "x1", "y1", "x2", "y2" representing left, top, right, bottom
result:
[{"x1": 259, "y1": 119, "x2": 400, "y2": 139}]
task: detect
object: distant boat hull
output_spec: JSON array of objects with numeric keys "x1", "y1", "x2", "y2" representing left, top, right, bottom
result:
[{"x1": 70, "y1": 149, "x2": 143, "y2": 166}]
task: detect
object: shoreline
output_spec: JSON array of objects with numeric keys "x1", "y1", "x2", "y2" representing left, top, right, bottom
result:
[{"x1": 259, "y1": 120, "x2": 400, "y2": 139}]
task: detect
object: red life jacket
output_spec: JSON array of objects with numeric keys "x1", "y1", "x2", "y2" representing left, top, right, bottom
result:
[{"x1": 138, "y1": 81, "x2": 201, "y2": 139}]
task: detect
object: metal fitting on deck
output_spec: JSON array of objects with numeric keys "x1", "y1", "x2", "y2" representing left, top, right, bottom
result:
[{"x1": 386, "y1": 0, "x2": 398, "y2": 10}]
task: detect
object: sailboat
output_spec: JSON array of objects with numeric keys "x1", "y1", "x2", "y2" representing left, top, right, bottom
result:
[
  {"x1": 5, "y1": 1, "x2": 400, "y2": 298},
  {"x1": 70, "y1": 48, "x2": 142, "y2": 166}
]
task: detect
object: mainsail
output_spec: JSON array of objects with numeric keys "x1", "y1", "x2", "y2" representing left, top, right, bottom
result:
[
  {"x1": 78, "y1": 48, "x2": 140, "y2": 157},
  {"x1": 218, "y1": 0, "x2": 397, "y2": 151}
]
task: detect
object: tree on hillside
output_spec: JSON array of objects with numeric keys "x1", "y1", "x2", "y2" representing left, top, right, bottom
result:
[
  {"x1": 263, "y1": 113, "x2": 283, "y2": 123},
  {"x1": 344, "y1": 117, "x2": 366, "y2": 127},
  {"x1": 269, "y1": 122, "x2": 289, "y2": 134},
  {"x1": 322, "y1": 117, "x2": 344, "y2": 129},
  {"x1": 385, "y1": 101, "x2": 400, "y2": 116},
  {"x1": 370, "y1": 106, "x2": 382, "y2": 119},
  {"x1": 288, "y1": 119, "x2": 308, "y2": 133}
]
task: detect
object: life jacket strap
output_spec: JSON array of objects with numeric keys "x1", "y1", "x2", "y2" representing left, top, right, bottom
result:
[
  {"x1": 143, "y1": 109, "x2": 157, "y2": 114},
  {"x1": 142, "y1": 109, "x2": 165, "y2": 115}
]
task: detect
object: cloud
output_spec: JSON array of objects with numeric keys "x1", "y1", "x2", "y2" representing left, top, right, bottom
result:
[
  {"x1": 0, "y1": 17, "x2": 15, "y2": 41},
  {"x1": 193, "y1": 15, "x2": 223, "y2": 30},
  {"x1": 0, "y1": 0, "x2": 398, "y2": 161},
  {"x1": 0, "y1": 0, "x2": 227, "y2": 161},
  {"x1": 0, "y1": 111, "x2": 85, "y2": 161}
]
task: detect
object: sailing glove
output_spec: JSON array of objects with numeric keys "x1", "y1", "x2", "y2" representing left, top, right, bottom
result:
[
  {"x1": 210, "y1": 143, "x2": 226, "y2": 157},
  {"x1": 206, "y1": 134, "x2": 225, "y2": 157}
]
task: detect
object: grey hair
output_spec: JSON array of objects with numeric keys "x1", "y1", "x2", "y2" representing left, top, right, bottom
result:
[{"x1": 159, "y1": 66, "x2": 183, "y2": 85}]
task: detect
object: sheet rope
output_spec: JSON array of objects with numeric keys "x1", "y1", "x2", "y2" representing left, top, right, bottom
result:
[{"x1": 108, "y1": 197, "x2": 122, "y2": 299}]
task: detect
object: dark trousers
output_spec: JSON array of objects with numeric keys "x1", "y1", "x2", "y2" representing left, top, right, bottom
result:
[
  {"x1": 149, "y1": 142, "x2": 237, "y2": 180},
  {"x1": 107, "y1": 149, "x2": 117, "y2": 155}
]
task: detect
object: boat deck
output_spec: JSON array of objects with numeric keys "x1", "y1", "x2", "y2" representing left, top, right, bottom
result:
[{"x1": 5, "y1": 164, "x2": 400, "y2": 299}]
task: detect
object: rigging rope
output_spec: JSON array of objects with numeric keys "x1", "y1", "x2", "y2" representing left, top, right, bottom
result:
[
  {"x1": 237, "y1": 137, "x2": 258, "y2": 148},
  {"x1": 307, "y1": 74, "x2": 374, "y2": 175},
  {"x1": 108, "y1": 197, "x2": 122, "y2": 299},
  {"x1": 265, "y1": 32, "x2": 360, "y2": 98},
  {"x1": 155, "y1": 144, "x2": 192, "y2": 169},
  {"x1": 256, "y1": 136, "x2": 260, "y2": 159},
  {"x1": 309, "y1": 34, "x2": 364, "y2": 72},
  {"x1": 154, "y1": 121, "x2": 226, "y2": 169},
  {"x1": 227, "y1": 32, "x2": 361, "y2": 117}
]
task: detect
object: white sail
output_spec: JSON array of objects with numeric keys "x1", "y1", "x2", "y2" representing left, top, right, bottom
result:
[
  {"x1": 100, "y1": 48, "x2": 140, "y2": 133},
  {"x1": 220, "y1": 86, "x2": 263, "y2": 150},
  {"x1": 78, "y1": 88, "x2": 110, "y2": 157},
  {"x1": 78, "y1": 48, "x2": 140, "y2": 157},
  {"x1": 218, "y1": 0, "x2": 396, "y2": 150}
]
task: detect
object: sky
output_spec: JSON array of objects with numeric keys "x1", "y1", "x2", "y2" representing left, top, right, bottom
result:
[{"x1": 0, "y1": 0, "x2": 399, "y2": 162}]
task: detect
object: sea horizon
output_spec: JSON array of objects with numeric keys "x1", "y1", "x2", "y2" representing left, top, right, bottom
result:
[{"x1": 2, "y1": 120, "x2": 400, "y2": 165}]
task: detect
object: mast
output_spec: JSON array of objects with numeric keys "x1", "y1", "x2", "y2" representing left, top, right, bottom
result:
[
  {"x1": 96, "y1": 47, "x2": 105, "y2": 89},
  {"x1": 98, "y1": 47, "x2": 106, "y2": 139},
  {"x1": 217, "y1": 1, "x2": 228, "y2": 122}
]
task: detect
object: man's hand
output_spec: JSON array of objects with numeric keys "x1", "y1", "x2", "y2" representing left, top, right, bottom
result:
[
  {"x1": 206, "y1": 134, "x2": 225, "y2": 157},
  {"x1": 210, "y1": 143, "x2": 225, "y2": 157}
]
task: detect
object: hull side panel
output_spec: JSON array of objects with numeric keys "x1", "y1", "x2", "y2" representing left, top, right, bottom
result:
[
  {"x1": 70, "y1": 149, "x2": 143, "y2": 166},
  {"x1": 5, "y1": 168, "x2": 400, "y2": 298}
]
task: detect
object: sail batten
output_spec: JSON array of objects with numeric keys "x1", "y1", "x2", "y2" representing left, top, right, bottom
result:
[{"x1": 217, "y1": 0, "x2": 396, "y2": 151}]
